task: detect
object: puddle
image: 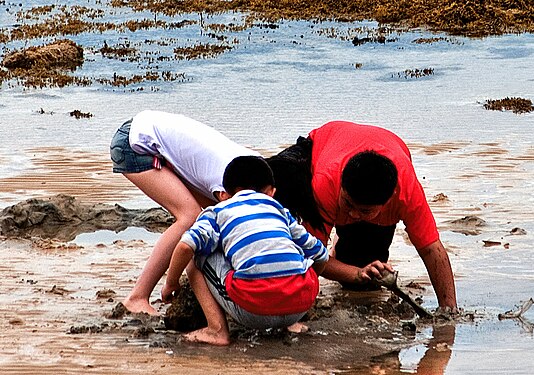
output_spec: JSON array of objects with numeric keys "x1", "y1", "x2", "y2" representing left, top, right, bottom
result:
[{"x1": 73, "y1": 227, "x2": 160, "y2": 246}]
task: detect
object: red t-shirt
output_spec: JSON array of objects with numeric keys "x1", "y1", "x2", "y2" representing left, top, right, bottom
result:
[
  {"x1": 226, "y1": 268, "x2": 319, "y2": 316},
  {"x1": 308, "y1": 120, "x2": 439, "y2": 250}
]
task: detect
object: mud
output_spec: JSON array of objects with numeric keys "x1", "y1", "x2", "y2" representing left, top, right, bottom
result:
[
  {"x1": 0, "y1": 195, "x2": 473, "y2": 373},
  {"x1": 164, "y1": 276, "x2": 208, "y2": 332},
  {"x1": 0, "y1": 147, "x2": 141, "y2": 205},
  {"x1": 0, "y1": 194, "x2": 173, "y2": 241},
  {"x1": 0, "y1": 224, "x2": 463, "y2": 374}
]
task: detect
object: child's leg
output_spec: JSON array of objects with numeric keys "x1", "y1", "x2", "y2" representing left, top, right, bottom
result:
[
  {"x1": 191, "y1": 252, "x2": 309, "y2": 340},
  {"x1": 184, "y1": 261, "x2": 230, "y2": 346}
]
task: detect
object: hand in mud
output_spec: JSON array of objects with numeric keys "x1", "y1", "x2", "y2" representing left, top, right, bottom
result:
[
  {"x1": 435, "y1": 306, "x2": 460, "y2": 317},
  {"x1": 357, "y1": 260, "x2": 395, "y2": 283},
  {"x1": 161, "y1": 282, "x2": 180, "y2": 304}
]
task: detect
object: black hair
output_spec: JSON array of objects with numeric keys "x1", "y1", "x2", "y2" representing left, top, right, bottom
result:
[
  {"x1": 341, "y1": 151, "x2": 398, "y2": 205},
  {"x1": 223, "y1": 155, "x2": 275, "y2": 196},
  {"x1": 266, "y1": 136, "x2": 326, "y2": 236}
]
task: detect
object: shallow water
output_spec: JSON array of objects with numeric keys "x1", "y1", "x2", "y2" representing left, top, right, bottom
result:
[{"x1": 1, "y1": 2, "x2": 533, "y2": 374}]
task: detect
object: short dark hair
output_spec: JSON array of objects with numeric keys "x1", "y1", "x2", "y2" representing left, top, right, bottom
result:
[
  {"x1": 341, "y1": 151, "x2": 398, "y2": 205},
  {"x1": 223, "y1": 156, "x2": 275, "y2": 196}
]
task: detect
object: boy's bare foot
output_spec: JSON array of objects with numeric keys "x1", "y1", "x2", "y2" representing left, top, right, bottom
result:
[
  {"x1": 183, "y1": 327, "x2": 231, "y2": 346},
  {"x1": 123, "y1": 296, "x2": 159, "y2": 316},
  {"x1": 287, "y1": 322, "x2": 309, "y2": 333}
]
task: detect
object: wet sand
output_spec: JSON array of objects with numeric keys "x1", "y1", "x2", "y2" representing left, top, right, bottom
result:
[
  {"x1": 0, "y1": 234, "x2": 452, "y2": 375},
  {"x1": 0, "y1": 156, "x2": 437, "y2": 374},
  {"x1": 1, "y1": 141, "x2": 532, "y2": 374},
  {"x1": 0, "y1": 235, "x2": 327, "y2": 374}
]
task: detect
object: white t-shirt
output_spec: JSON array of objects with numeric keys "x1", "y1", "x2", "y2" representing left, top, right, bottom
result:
[{"x1": 129, "y1": 110, "x2": 259, "y2": 199}]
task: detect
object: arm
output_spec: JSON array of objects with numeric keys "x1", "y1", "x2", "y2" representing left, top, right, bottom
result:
[
  {"x1": 322, "y1": 230, "x2": 392, "y2": 282},
  {"x1": 312, "y1": 259, "x2": 326, "y2": 275},
  {"x1": 321, "y1": 257, "x2": 394, "y2": 283},
  {"x1": 417, "y1": 239, "x2": 457, "y2": 309},
  {"x1": 161, "y1": 241, "x2": 194, "y2": 303},
  {"x1": 286, "y1": 209, "x2": 329, "y2": 273}
]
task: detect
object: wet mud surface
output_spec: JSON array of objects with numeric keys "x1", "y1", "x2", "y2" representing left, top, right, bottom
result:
[
  {"x1": 0, "y1": 194, "x2": 173, "y2": 241},
  {"x1": 0, "y1": 179, "x2": 519, "y2": 374},
  {"x1": 1, "y1": 146, "x2": 533, "y2": 373},
  {"x1": 0, "y1": 103, "x2": 532, "y2": 373},
  {"x1": 0, "y1": 190, "x2": 475, "y2": 373},
  {"x1": 0, "y1": 233, "x2": 460, "y2": 374}
]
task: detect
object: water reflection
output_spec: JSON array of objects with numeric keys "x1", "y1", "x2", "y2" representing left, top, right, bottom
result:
[
  {"x1": 407, "y1": 324, "x2": 455, "y2": 375},
  {"x1": 344, "y1": 324, "x2": 456, "y2": 375}
]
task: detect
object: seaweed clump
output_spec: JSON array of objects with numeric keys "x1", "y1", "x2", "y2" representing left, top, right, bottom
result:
[
  {"x1": 394, "y1": 68, "x2": 435, "y2": 79},
  {"x1": 484, "y1": 97, "x2": 534, "y2": 114},
  {"x1": 113, "y1": 0, "x2": 534, "y2": 37},
  {"x1": 2, "y1": 39, "x2": 83, "y2": 70},
  {"x1": 1, "y1": 39, "x2": 89, "y2": 88}
]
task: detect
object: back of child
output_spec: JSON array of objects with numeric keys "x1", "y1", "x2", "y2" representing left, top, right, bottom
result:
[
  {"x1": 183, "y1": 155, "x2": 328, "y2": 319},
  {"x1": 162, "y1": 155, "x2": 328, "y2": 344}
]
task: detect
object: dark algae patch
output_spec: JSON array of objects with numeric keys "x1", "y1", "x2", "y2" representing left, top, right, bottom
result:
[
  {"x1": 394, "y1": 68, "x2": 435, "y2": 79},
  {"x1": 484, "y1": 97, "x2": 534, "y2": 114},
  {"x1": 173, "y1": 43, "x2": 234, "y2": 60}
]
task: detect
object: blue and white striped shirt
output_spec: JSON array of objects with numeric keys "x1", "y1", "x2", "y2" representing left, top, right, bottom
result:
[{"x1": 181, "y1": 190, "x2": 329, "y2": 279}]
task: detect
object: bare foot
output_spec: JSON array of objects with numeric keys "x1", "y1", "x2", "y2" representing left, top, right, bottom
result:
[
  {"x1": 183, "y1": 327, "x2": 231, "y2": 346},
  {"x1": 287, "y1": 322, "x2": 309, "y2": 333},
  {"x1": 123, "y1": 296, "x2": 159, "y2": 316}
]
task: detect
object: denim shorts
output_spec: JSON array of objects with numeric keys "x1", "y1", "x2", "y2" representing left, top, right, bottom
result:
[
  {"x1": 110, "y1": 119, "x2": 155, "y2": 173},
  {"x1": 196, "y1": 251, "x2": 306, "y2": 330}
]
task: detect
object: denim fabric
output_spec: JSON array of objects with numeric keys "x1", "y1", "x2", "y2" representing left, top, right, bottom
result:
[{"x1": 110, "y1": 119, "x2": 154, "y2": 173}]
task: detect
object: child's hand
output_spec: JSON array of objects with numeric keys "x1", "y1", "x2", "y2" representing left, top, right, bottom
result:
[{"x1": 161, "y1": 282, "x2": 180, "y2": 304}]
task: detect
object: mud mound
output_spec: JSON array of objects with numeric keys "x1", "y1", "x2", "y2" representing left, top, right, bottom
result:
[
  {"x1": 0, "y1": 194, "x2": 174, "y2": 241},
  {"x1": 444, "y1": 215, "x2": 487, "y2": 235},
  {"x1": 164, "y1": 276, "x2": 207, "y2": 332},
  {"x1": 2, "y1": 39, "x2": 83, "y2": 70}
]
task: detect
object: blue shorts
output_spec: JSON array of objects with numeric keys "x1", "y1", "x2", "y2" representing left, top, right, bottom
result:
[
  {"x1": 110, "y1": 119, "x2": 156, "y2": 174},
  {"x1": 195, "y1": 251, "x2": 306, "y2": 330}
]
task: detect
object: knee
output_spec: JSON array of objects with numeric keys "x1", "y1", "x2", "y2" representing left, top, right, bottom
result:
[{"x1": 172, "y1": 206, "x2": 202, "y2": 227}]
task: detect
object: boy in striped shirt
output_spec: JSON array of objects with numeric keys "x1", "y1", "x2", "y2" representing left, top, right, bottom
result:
[{"x1": 161, "y1": 156, "x2": 329, "y2": 346}]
